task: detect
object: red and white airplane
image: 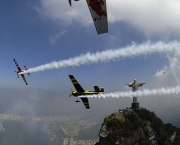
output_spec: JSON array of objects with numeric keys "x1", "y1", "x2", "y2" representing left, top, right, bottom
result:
[
  {"x1": 68, "y1": 0, "x2": 108, "y2": 34},
  {"x1": 13, "y1": 59, "x2": 30, "y2": 85}
]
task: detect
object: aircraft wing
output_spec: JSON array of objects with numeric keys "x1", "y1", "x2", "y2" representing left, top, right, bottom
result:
[
  {"x1": 20, "y1": 74, "x2": 28, "y2": 85},
  {"x1": 13, "y1": 59, "x2": 21, "y2": 71},
  {"x1": 69, "y1": 75, "x2": 85, "y2": 92},
  {"x1": 80, "y1": 97, "x2": 90, "y2": 109},
  {"x1": 86, "y1": 0, "x2": 108, "y2": 34},
  {"x1": 126, "y1": 83, "x2": 133, "y2": 87},
  {"x1": 137, "y1": 83, "x2": 145, "y2": 87}
]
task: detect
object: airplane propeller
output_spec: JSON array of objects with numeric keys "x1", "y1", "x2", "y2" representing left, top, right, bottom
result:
[
  {"x1": 69, "y1": 88, "x2": 72, "y2": 97},
  {"x1": 15, "y1": 71, "x2": 19, "y2": 78}
]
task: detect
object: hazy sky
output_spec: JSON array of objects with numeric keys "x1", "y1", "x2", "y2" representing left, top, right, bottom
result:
[{"x1": 1, "y1": 0, "x2": 180, "y2": 125}]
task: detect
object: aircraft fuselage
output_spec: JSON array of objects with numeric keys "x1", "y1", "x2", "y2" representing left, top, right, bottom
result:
[
  {"x1": 71, "y1": 90, "x2": 103, "y2": 97},
  {"x1": 16, "y1": 70, "x2": 25, "y2": 74}
]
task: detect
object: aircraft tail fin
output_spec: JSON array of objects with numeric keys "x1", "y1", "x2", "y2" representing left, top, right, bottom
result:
[
  {"x1": 24, "y1": 66, "x2": 30, "y2": 76},
  {"x1": 94, "y1": 86, "x2": 104, "y2": 92}
]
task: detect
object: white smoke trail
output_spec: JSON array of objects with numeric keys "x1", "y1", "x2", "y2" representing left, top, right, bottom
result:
[
  {"x1": 21, "y1": 41, "x2": 180, "y2": 74},
  {"x1": 82, "y1": 86, "x2": 180, "y2": 98}
]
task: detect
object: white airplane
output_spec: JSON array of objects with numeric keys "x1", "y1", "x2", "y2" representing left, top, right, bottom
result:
[{"x1": 13, "y1": 59, "x2": 30, "y2": 85}]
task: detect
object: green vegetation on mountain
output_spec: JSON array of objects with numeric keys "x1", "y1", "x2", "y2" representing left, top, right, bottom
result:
[{"x1": 96, "y1": 109, "x2": 180, "y2": 145}]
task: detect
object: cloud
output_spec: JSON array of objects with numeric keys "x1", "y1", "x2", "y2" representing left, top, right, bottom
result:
[
  {"x1": 108, "y1": 0, "x2": 180, "y2": 36},
  {"x1": 83, "y1": 85, "x2": 180, "y2": 98},
  {"x1": 35, "y1": 0, "x2": 180, "y2": 37},
  {"x1": 154, "y1": 49, "x2": 180, "y2": 86},
  {"x1": 21, "y1": 41, "x2": 180, "y2": 74},
  {"x1": 34, "y1": 0, "x2": 90, "y2": 24},
  {"x1": 154, "y1": 66, "x2": 167, "y2": 78},
  {"x1": 49, "y1": 29, "x2": 68, "y2": 44}
]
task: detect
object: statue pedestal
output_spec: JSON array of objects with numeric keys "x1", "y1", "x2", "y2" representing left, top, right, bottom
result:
[{"x1": 131, "y1": 96, "x2": 139, "y2": 110}]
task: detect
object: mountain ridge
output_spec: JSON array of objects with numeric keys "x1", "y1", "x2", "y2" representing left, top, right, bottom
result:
[{"x1": 95, "y1": 108, "x2": 180, "y2": 145}]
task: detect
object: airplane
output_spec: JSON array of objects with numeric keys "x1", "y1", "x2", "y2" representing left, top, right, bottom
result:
[
  {"x1": 126, "y1": 79, "x2": 145, "y2": 92},
  {"x1": 13, "y1": 59, "x2": 30, "y2": 85},
  {"x1": 68, "y1": 0, "x2": 108, "y2": 34},
  {"x1": 69, "y1": 75, "x2": 104, "y2": 109}
]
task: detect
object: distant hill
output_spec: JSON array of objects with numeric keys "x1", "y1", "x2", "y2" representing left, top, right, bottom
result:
[{"x1": 95, "y1": 108, "x2": 180, "y2": 145}]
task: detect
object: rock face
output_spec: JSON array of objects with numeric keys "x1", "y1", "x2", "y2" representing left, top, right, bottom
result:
[{"x1": 95, "y1": 108, "x2": 180, "y2": 145}]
